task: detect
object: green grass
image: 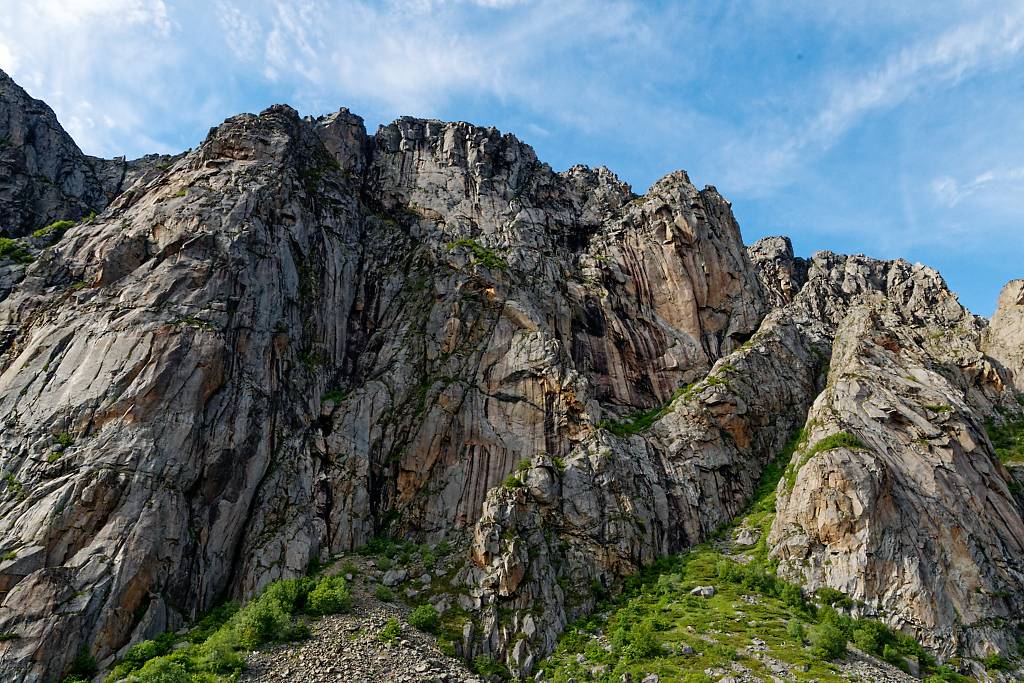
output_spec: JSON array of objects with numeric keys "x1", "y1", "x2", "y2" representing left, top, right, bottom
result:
[
  {"x1": 538, "y1": 430, "x2": 970, "y2": 683},
  {"x1": 986, "y1": 411, "x2": 1024, "y2": 464},
  {"x1": 101, "y1": 573, "x2": 352, "y2": 682},
  {"x1": 32, "y1": 219, "x2": 75, "y2": 241},
  {"x1": 0, "y1": 631, "x2": 17, "y2": 641},
  {"x1": 447, "y1": 238, "x2": 508, "y2": 271},
  {"x1": 0, "y1": 237, "x2": 33, "y2": 264},
  {"x1": 597, "y1": 385, "x2": 694, "y2": 437}
]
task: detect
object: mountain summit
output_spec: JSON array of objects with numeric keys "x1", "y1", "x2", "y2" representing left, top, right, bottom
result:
[{"x1": 0, "y1": 71, "x2": 1021, "y2": 683}]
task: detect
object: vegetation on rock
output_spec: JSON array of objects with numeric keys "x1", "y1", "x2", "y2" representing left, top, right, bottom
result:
[
  {"x1": 538, "y1": 442, "x2": 972, "y2": 682},
  {"x1": 96, "y1": 573, "x2": 352, "y2": 682}
]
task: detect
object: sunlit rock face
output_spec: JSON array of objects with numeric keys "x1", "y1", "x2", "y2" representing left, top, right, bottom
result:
[{"x1": 0, "y1": 70, "x2": 1020, "y2": 682}]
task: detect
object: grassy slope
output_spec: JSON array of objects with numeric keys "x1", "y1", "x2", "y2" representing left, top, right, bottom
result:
[{"x1": 537, "y1": 433, "x2": 973, "y2": 683}]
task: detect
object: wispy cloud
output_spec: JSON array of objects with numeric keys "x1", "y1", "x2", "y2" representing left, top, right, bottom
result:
[
  {"x1": 932, "y1": 166, "x2": 1024, "y2": 207},
  {"x1": 720, "y1": 5, "x2": 1024, "y2": 194}
]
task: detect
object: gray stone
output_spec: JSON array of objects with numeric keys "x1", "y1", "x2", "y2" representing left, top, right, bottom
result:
[{"x1": 382, "y1": 569, "x2": 408, "y2": 587}]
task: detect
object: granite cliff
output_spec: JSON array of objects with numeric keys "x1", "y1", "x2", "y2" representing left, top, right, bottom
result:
[{"x1": 0, "y1": 70, "x2": 1020, "y2": 682}]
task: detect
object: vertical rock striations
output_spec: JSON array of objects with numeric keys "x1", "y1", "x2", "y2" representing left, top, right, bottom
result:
[
  {"x1": 0, "y1": 70, "x2": 1020, "y2": 681},
  {"x1": 987, "y1": 279, "x2": 1024, "y2": 391}
]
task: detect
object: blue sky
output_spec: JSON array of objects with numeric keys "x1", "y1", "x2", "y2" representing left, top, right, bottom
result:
[{"x1": 2, "y1": 1, "x2": 1022, "y2": 315}]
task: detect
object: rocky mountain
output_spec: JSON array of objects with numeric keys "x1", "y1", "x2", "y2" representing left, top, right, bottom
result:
[
  {"x1": 0, "y1": 71, "x2": 1020, "y2": 682},
  {"x1": 0, "y1": 70, "x2": 169, "y2": 238}
]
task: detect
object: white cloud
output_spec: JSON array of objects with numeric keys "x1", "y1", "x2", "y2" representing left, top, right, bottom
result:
[
  {"x1": 932, "y1": 166, "x2": 1024, "y2": 207},
  {"x1": 0, "y1": 0, "x2": 181, "y2": 156}
]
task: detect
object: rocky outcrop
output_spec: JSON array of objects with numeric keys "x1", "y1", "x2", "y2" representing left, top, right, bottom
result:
[
  {"x1": 0, "y1": 68, "x2": 170, "y2": 236},
  {"x1": 747, "y1": 235, "x2": 808, "y2": 308},
  {"x1": 463, "y1": 306, "x2": 832, "y2": 673},
  {"x1": 987, "y1": 279, "x2": 1024, "y2": 391},
  {"x1": 0, "y1": 70, "x2": 1021, "y2": 681},
  {"x1": 0, "y1": 94, "x2": 768, "y2": 680},
  {"x1": 769, "y1": 265, "x2": 1024, "y2": 659}
]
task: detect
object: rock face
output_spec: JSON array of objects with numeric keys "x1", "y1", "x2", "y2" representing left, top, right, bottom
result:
[
  {"x1": 0, "y1": 73, "x2": 1020, "y2": 681},
  {"x1": 769, "y1": 271, "x2": 1024, "y2": 658},
  {"x1": 747, "y1": 235, "x2": 808, "y2": 308},
  {"x1": 0, "y1": 68, "x2": 169, "y2": 237},
  {"x1": 987, "y1": 279, "x2": 1024, "y2": 391}
]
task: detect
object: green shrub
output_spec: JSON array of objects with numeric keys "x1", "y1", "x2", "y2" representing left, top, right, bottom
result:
[
  {"x1": 128, "y1": 657, "x2": 191, "y2": 682},
  {"x1": 851, "y1": 619, "x2": 888, "y2": 654},
  {"x1": 447, "y1": 238, "x2": 508, "y2": 270},
  {"x1": 306, "y1": 575, "x2": 352, "y2": 615},
  {"x1": 0, "y1": 631, "x2": 17, "y2": 641},
  {"x1": 409, "y1": 604, "x2": 440, "y2": 632},
  {"x1": 232, "y1": 595, "x2": 304, "y2": 649},
  {"x1": 787, "y1": 619, "x2": 807, "y2": 644},
  {"x1": 472, "y1": 654, "x2": 511, "y2": 678},
  {"x1": 816, "y1": 586, "x2": 853, "y2": 609},
  {"x1": 0, "y1": 238, "x2": 32, "y2": 264},
  {"x1": 374, "y1": 585, "x2": 393, "y2": 602},
  {"x1": 379, "y1": 617, "x2": 401, "y2": 643},
  {"x1": 982, "y1": 653, "x2": 1011, "y2": 671},
  {"x1": 613, "y1": 619, "x2": 662, "y2": 661},
  {"x1": 194, "y1": 627, "x2": 243, "y2": 674},
  {"x1": 502, "y1": 474, "x2": 524, "y2": 490},
  {"x1": 323, "y1": 388, "x2": 347, "y2": 403},
  {"x1": 809, "y1": 622, "x2": 847, "y2": 660},
  {"x1": 986, "y1": 413, "x2": 1024, "y2": 464},
  {"x1": 262, "y1": 577, "x2": 314, "y2": 613}
]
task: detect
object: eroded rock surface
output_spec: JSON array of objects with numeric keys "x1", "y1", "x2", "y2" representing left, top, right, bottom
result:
[
  {"x1": 0, "y1": 68, "x2": 170, "y2": 236},
  {"x1": 987, "y1": 279, "x2": 1024, "y2": 391},
  {"x1": 0, "y1": 71, "x2": 1020, "y2": 682},
  {"x1": 769, "y1": 272, "x2": 1024, "y2": 659}
]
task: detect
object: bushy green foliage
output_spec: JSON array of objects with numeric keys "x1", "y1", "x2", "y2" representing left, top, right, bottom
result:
[
  {"x1": 409, "y1": 604, "x2": 440, "y2": 632},
  {"x1": 986, "y1": 411, "x2": 1024, "y2": 464},
  {"x1": 63, "y1": 650, "x2": 98, "y2": 681},
  {"x1": 233, "y1": 593, "x2": 307, "y2": 649},
  {"x1": 809, "y1": 622, "x2": 847, "y2": 660},
  {"x1": 306, "y1": 575, "x2": 352, "y2": 615},
  {"x1": 102, "y1": 571, "x2": 353, "y2": 682},
  {"x1": 612, "y1": 619, "x2": 663, "y2": 661},
  {"x1": 472, "y1": 654, "x2": 511, "y2": 678},
  {"x1": 0, "y1": 237, "x2": 33, "y2": 264},
  {"x1": 815, "y1": 586, "x2": 853, "y2": 610},
  {"x1": 374, "y1": 585, "x2": 393, "y2": 602},
  {"x1": 502, "y1": 473, "x2": 525, "y2": 490},
  {"x1": 379, "y1": 617, "x2": 401, "y2": 643},
  {"x1": 982, "y1": 652, "x2": 1012, "y2": 671}
]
